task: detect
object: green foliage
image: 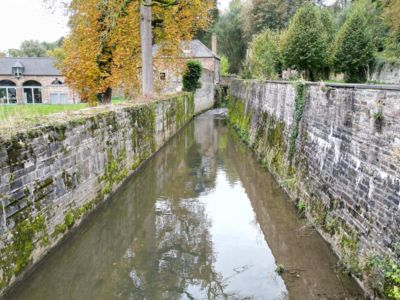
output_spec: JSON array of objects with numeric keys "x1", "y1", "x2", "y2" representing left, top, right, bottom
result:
[
  {"x1": 275, "y1": 264, "x2": 285, "y2": 275},
  {"x1": 280, "y1": 3, "x2": 329, "y2": 80},
  {"x1": 249, "y1": 29, "x2": 282, "y2": 79},
  {"x1": 214, "y1": 0, "x2": 247, "y2": 74},
  {"x1": 18, "y1": 40, "x2": 46, "y2": 57},
  {"x1": 288, "y1": 80, "x2": 306, "y2": 162},
  {"x1": 379, "y1": 0, "x2": 400, "y2": 59},
  {"x1": 340, "y1": 234, "x2": 362, "y2": 276},
  {"x1": 366, "y1": 255, "x2": 400, "y2": 299},
  {"x1": 194, "y1": 0, "x2": 219, "y2": 48},
  {"x1": 227, "y1": 96, "x2": 251, "y2": 144},
  {"x1": 182, "y1": 60, "x2": 202, "y2": 92},
  {"x1": 332, "y1": 8, "x2": 375, "y2": 83},
  {"x1": 64, "y1": 212, "x2": 75, "y2": 228},
  {"x1": 297, "y1": 200, "x2": 306, "y2": 213},
  {"x1": 240, "y1": 0, "x2": 306, "y2": 42},
  {"x1": 0, "y1": 215, "x2": 47, "y2": 287},
  {"x1": 220, "y1": 55, "x2": 230, "y2": 76}
]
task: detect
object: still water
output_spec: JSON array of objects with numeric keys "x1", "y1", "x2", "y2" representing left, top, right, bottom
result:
[{"x1": 7, "y1": 110, "x2": 365, "y2": 299}]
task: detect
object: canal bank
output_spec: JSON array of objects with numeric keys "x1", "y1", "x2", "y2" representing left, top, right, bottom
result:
[
  {"x1": 0, "y1": 94, "x2": 197, "y2": 293},
  {"x1": 227, "y1": 79, "x2": 400, "y2": 298},
  {"x1": 5, "y1": 110, "x2": 365, "y2": 299}
]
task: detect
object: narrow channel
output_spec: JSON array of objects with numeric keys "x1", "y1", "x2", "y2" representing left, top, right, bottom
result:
[{"x1": 6, "y1": 110, "x2": 365, "y2": 300}]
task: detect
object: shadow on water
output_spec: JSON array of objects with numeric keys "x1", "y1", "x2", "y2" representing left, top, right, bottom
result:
[{"x1": 6, "y1": 109, "x2": 366, "y2": 300}]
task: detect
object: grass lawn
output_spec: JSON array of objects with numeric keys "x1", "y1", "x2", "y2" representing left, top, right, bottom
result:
[
  {"x1": 0, "y1": 104, "x2": 88, "y2": 122},
  {"x1": 0, "y1": 97, "x2": 129, "y2": 138},
  {"x1": 0, "y1": 98, "x2": 128, "y2": 123}
]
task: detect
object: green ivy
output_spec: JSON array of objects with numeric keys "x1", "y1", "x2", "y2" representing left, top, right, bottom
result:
[
  {"x1": 288, "y1": 80, "x2": 306, "y2": 162},
  {"x1": 182, "y1": 60, "x2": 202, "y2": 92}
]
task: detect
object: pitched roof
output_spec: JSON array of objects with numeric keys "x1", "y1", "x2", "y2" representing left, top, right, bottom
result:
[
  {"x1": 153, "y1": 39, "x2": 220, "y2": 60},
  {"x1": 0, "y1": 57, "x2": 61, "y2": 76}
]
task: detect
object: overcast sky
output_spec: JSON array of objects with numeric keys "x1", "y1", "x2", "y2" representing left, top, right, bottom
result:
[
  {"x1": 0, "y1": 0, "x2": 332, "y2": 52},
  {"x1": 0, "y1": 0, "x2": 69, "y2": 51}
]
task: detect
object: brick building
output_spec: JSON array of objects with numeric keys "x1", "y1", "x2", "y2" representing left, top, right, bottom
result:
[
  {"x1": 0, "y1": 57, "x2": 80, "y2": 105},
  {"x1": 153, "y1": 39, "x2": 220, "y2": 94}
]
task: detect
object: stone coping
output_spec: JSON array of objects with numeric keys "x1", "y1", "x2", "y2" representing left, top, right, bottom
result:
[
  {"x1": 232, "y1": 79, "x2": 400, "y2": 91},
  {"x1": 0, "y1": 92, "x2": 191, "y2": 141}
]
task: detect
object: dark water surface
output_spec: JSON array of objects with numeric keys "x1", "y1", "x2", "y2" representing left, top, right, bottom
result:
[{"x1": 7, "y1": 110, "x2": 365, "y2": 300}]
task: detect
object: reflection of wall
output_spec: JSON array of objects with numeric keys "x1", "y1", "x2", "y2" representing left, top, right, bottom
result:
[
  {"x1": 227, "y1": 131, "x2": 364, "y2": 299},
  {"x1": 0, "y1": 94, "x2": 195, "y2": 294}
]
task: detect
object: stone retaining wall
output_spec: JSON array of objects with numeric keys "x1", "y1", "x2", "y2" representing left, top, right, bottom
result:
[
  {"x1": 228, "y1": 79, "x2": 400, "y2": 297},
  {"x1": 0, "y1": 94, "x2": 194, "y2": 293}
]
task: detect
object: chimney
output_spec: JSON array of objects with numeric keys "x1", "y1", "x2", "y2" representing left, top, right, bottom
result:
[{"x1": 211, "y1": 33, "x2": 217, "y2": 54}]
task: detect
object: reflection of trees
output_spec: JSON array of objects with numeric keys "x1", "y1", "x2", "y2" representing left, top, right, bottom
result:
[
  {"x1": 110, "y1": 119, "x2": 233, "y2": 299},
  {"x1": 9, "y1": 116, "x2": 240, "y2": 300}
]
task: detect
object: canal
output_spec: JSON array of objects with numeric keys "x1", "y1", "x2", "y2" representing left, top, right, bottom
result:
[{"x1": 6, "y1": 110, "x2": 365, "y2": 299}]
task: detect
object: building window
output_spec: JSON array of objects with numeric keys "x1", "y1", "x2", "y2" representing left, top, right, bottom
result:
[
  {"x1": 23, "y1": 80, "x2": 42, "y2": 104},
  {"x1": 50, "y1": 93, "x2": 67, "y2": 104},
  {"x1": 12, "y1": 61, "x2": 24, "y2": 79},
  {"x1": 0, "y1": 80, "x2": 17, "y2": 104},
  {"x1": 51, "y1": 78, "x2": 63, "y2": 85},
  {"x1": 160, "y1": 72, "x2": 166, "y2": 80}
]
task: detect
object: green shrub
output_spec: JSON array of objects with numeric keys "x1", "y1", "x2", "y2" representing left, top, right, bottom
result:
[
  {"x1": 183, "y1": 60, "x2": 202, "y2": 92},
  {"x1": 64, "y1": 212, "x2": 75, "y2": 228},
  {"x1": 249, "y1": 29, "x2": 282, "y2": 79},
  {"x1": 280, "y1": 3, "x2": 329, "y2": 80},
  {"x1": 366, "y1": 256, "x2": 400, "y2": 300},
  {"x1": 275, "y1": 264, "x2": 285, "y2": 275},
  {"x1": 332, "y1": 8, "x2": 374, "y2": 83},
  {"x1": 220, "y1": 55, "x2": 229, "y2": 76}
]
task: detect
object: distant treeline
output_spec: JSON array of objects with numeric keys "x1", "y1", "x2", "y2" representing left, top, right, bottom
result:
[
  {"x1": 203, "y1": 0, "x2": 400, "y2": 83},
  {"x1": 0, "y1": 38, "x2": 64, "y2": 58}
]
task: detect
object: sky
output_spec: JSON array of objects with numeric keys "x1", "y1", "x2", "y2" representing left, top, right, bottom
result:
[
  {"x1": 0, "y1": 0, "x2": 69, "y2": 51},
  {"x1": 0, "y1": 0, "x2": 333, "y2": 52}
]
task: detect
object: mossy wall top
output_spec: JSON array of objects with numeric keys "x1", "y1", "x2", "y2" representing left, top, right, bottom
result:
[
  {"x1": 0, "y1": 93, "x2": 195, "y2": 292},
  {"x1": 228, "y1": 79, "x2": 400, "y2": 264}
]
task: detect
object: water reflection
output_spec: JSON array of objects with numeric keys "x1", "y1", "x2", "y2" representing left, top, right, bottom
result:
[{"x1": 7, "y1": 110, "x2": 364, "y2": 300}]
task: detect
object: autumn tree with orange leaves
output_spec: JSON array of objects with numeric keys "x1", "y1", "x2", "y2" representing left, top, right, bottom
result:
[{"x1": 59, "y1": 0, "x2": 213, "y2": 105}]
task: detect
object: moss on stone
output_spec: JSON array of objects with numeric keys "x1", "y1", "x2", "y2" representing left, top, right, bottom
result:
[
  {"x1": 227, "y1": 95, "x2": 251, "y2": 143},
  {"x1": 61, "y1": 170, "x2": 74, "y2": 191},
  {"x1": 99, "y1": 148, "x2": 128, "y2": 195},
  {"x1": 0, "y1": 93, "x2": 195, "y2": 292},
  {"x1": 0, "y1": 214, "x2": 47, "y2": 288},
  {"x1": 6, "y1": 136, "x2": 24, "y2": 172}
]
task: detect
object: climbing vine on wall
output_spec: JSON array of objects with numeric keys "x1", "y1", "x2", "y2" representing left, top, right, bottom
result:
[{"x1": 288, "y1": 80, "x2": 307, "y2": 162}]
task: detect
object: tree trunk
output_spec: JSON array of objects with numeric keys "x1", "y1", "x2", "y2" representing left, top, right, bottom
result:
[
  {"x1": 140, "y1": 0, "x2": 154, "y2": 98},
  {"x1": 97, "y1": 87, "x2": 112, "y2": 105}
]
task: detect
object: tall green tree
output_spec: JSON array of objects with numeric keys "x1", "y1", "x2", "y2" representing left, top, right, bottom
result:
[
  {"x1": 248, "y1": 29, "x2": 282, "y2": 79},
  {"x1": 381, "y1": 0, "x2": 400, "y2": 58},
  {"x1": 19, "y1": 40, "x2": 47, "y2": 57},
  {"x1": 241, "y1": 0, "x2": 306, "y2": 42},
  {"x1": 194, "y1": 0, "x2": 219, "y2": 48},
  {"x1": 7, "y1": 49, "x2": 21, "y2": 57},
  {"x1": 332, "y1": 8, "x2": 374, "y2": 82},
  {"x1": 214, "y1": 0, "x2": 247, "y2": 74},
  {"x1": 280, "y1": 3, "x2": 329, "y2": 80}
]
